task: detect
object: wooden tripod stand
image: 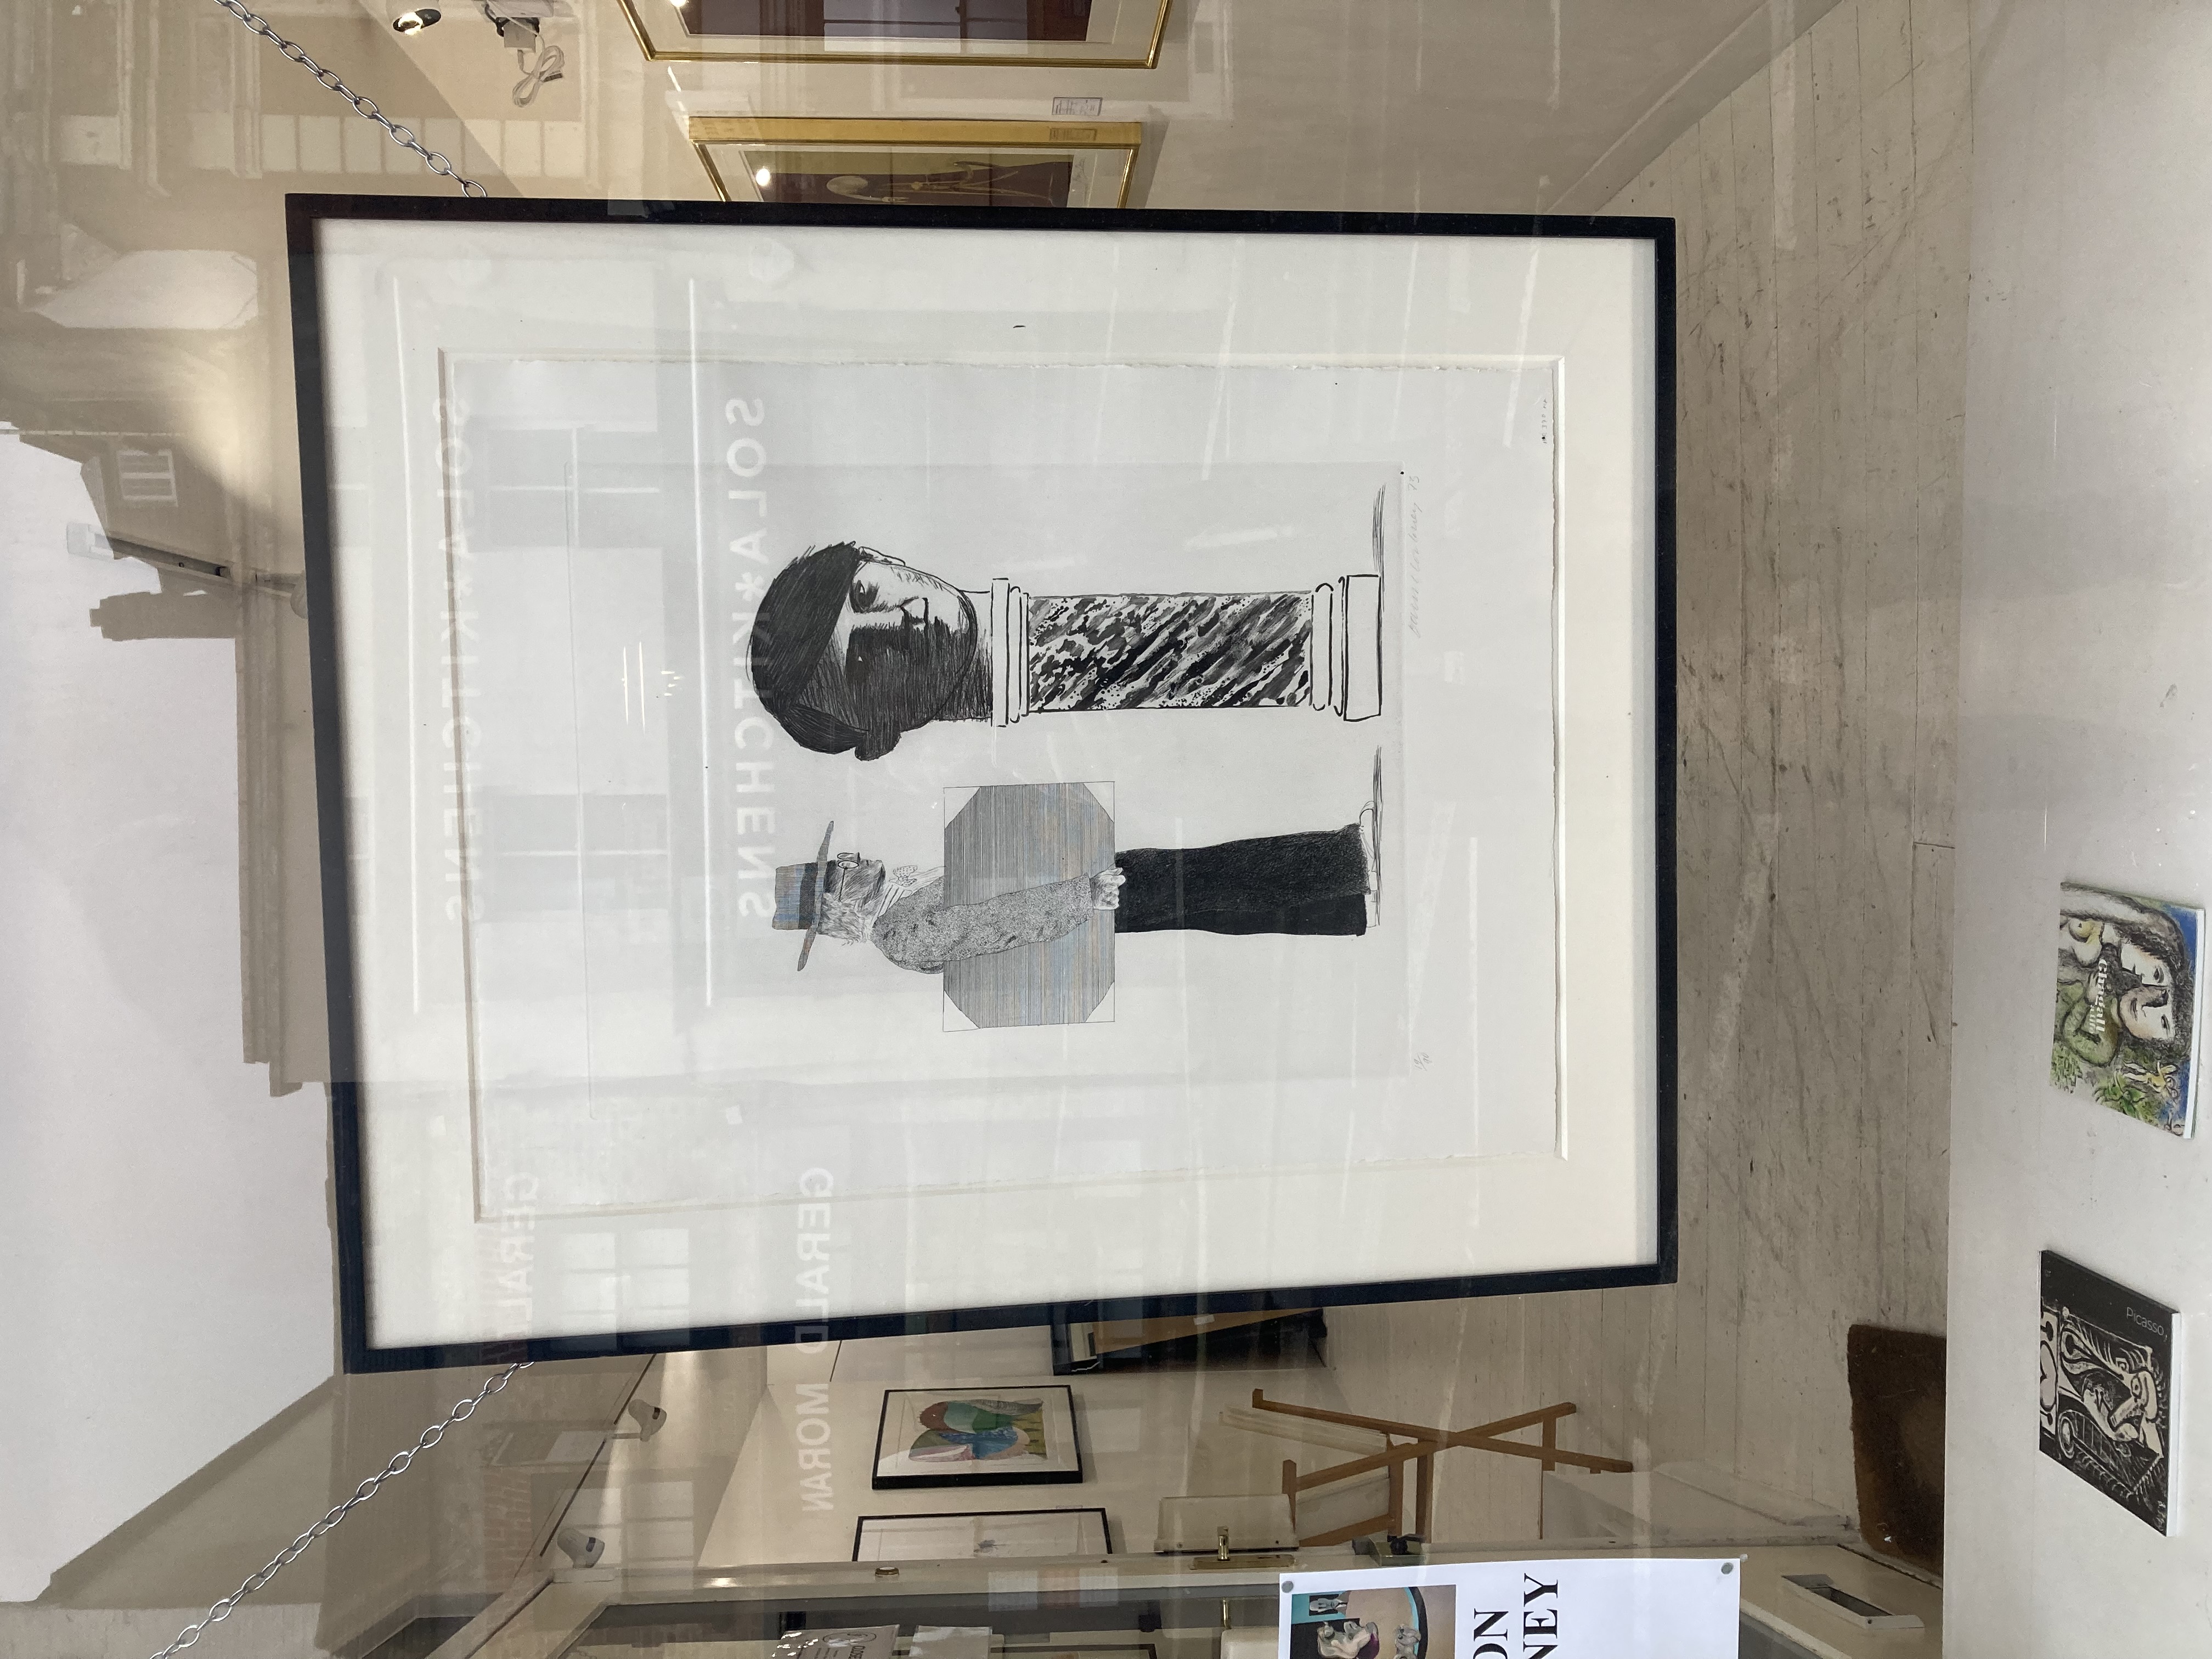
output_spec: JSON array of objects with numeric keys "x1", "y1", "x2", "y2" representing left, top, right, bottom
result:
[{"x1": 1251, "y1": 1389, "x2": 1634, "y2": 1546}]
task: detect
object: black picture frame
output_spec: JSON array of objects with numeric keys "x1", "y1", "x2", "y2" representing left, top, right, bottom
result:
[
  {"x1": 850, "y1": 1505, "x2": 1114, "y2": 1562},
  {"x1": 870, "y1": 1385, "x2": 1085, "y2": 1489},
  {"x1": 287, "y1": 194, "x2": 1679, "y2": 1374}
]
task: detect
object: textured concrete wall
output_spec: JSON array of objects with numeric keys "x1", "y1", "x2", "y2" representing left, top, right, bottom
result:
[{"x1": 1330, "y1": 0, "x2": 1970, "y2": 1543}]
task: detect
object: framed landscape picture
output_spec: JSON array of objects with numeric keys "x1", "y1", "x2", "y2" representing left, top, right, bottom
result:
[
  {"x1": 288, "y1": 196, "x2": 1675, "y2": 1370},
  {"x1": 871, "y1": 1386, "x2": 1084, "y2": 1488},
  {"x1": 617, "y1": 0, "x2": 1174, "y2": 66},
  {"x1": 853, "y1": 1505, "x2": 1111, "y2": 1559},
  {"x1": 692, "y1": 119, "x2": 1141, "y2": 210}
]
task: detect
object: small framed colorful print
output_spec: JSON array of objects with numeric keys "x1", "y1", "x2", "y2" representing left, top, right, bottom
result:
[
  {"x1": 692, "y1": 119, "x2": 1141, "y2": 210},
  {"x1": 619, "y1": 0, "x2": 1173, "y2": 66},
  {"x1": 871, "y1": 1386, "x2": 1084, "y2": 1489},
  {"x1": 2052, "y1": 881, "x2": 2202, "y2": 1136}
]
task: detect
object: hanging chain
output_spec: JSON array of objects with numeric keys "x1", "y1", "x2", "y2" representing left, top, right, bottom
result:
[
  {"x1": 146, "y1": 1361, "x2": 532, "y2": 1659},
  {"x1": 205, "y1": 0, "x2": 487, "y2": 196}
]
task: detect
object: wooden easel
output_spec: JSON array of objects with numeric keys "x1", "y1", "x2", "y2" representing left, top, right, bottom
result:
[{"x1": 1250, "y1": 1389, "x2": 1634, "y2": 1545}]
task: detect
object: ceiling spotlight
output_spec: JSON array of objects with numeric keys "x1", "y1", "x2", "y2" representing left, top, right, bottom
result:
[
  {"x1": 753, "y1": 166, "x2": 772, "y2": 187},
  {"x1": 392, "y1": 6, "x2": 442, "y2": 30}
]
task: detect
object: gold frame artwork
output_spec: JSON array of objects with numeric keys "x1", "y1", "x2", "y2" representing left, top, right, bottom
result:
[
  {"x1": 691, "y1": 117, "x2": 1142, "y2": 210},
  {"x1": 620, "y1": 0, "x2": 1171, "y2": 67}
]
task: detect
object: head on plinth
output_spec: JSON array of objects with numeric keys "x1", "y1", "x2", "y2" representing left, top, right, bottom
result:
[{"x1": 749, "y1": 543, "x2": 978, "y2": 760}]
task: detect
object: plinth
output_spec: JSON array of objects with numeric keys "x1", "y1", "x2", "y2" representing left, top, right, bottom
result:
[{"x1": 989, "y1": 575, "x2": 1383, "y2": 727}]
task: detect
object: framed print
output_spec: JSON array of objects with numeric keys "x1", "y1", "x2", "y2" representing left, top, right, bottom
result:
[
  {"x1": 616, "y1": 0, "x2": 1173, "y2": 66},
  {"x1": 692, "y1": 119, "x2": 1141, "y2": 210},
  {"x1": 871, "y1": 1386, "x2": 1084, "y2": 1488},
  {"x1": 288, "y1": 197, "x2": 1675, "y2": 1370},
  {"x1": 2051, "y1": 881, "x2": 2202, "y2": 1136},
  {"x1": 852, "y1": 1505, "x2": 1111, "y2": 1559},
  {"x1": 2040, "y1": 1251, "x2": 2175, "y2": 1533}
]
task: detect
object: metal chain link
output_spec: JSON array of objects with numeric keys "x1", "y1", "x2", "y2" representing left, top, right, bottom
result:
[
  {"x1": 205, "y1": 0, "x2": 487, "y2": 196},
  {"x1": 146, "y1": 1361, "x2": 532, "y2": 1659}
]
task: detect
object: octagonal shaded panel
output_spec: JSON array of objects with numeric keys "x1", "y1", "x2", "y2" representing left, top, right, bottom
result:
[{"x1": 943, "y1": 782, "x2": 1115, "y2": 1029}]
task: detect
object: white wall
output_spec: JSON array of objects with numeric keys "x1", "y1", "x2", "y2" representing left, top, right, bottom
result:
[
  {"x1": 0, "y1": 435, "x2": 334, "y2": 1602},
  {"x1": 1947, "y1": 1, "x2": 2212, "y2": 1650}
]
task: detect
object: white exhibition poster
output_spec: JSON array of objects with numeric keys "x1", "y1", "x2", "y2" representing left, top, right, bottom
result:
[{"x1": 1278, "y1": 1558, "x2": 1740, "y2": 1659}]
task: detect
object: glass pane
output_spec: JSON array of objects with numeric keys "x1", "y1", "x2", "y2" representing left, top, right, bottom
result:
[{"x1": 13, "y1": 0, "x2": 2078, "y2": 1649}]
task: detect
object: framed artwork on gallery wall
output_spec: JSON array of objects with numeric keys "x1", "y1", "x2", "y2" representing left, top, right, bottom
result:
[
  {"x1": 617, "y1": 0, "x2": 1173, "y2": 66},
  {"x1": 2039, "y1": 1251, "x2": 2175, "y2": 1533},
  {"x1": 2051, "y1": 881, "x2": 2203, "y2": 1136},
  {"x1": 871, "y1": 1387, "x2": 1084, "y2": 1488},
  {"x1": 691, "y1": 119, "x2": 1143, "y2": 210},
  {"x1": 852, "y1": 1505, "x2": 1111, "y2": 1559},
  {"x1": 287, "y1": 195, "x2": 1676, "y2": 1372}
]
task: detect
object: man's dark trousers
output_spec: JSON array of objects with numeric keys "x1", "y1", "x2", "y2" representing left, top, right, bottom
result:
[{"x1": 1113, "y1": 825, "x2": 1367, "y2": 938}]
